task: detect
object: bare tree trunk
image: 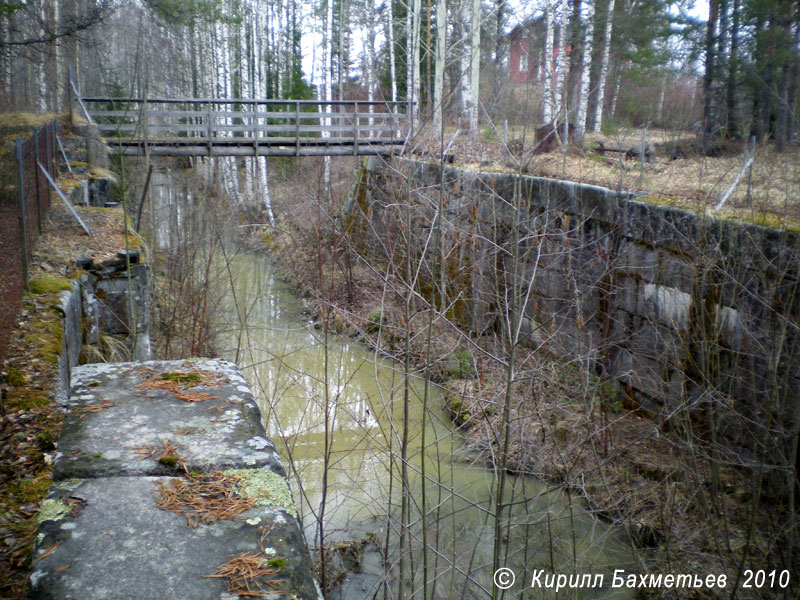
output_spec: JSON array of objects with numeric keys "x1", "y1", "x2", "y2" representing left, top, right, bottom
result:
[
  {"x1": 567, "y1": 0, "x2": 582, "y2": 114},
  {"x1": 609, "y1": 63, "x2": 622, "y2": 117},
  {"x1": 323, "y1": 0, "x2": 333, "y2": 204},
  {"x1": 703, "y1": 0, "x2": 719, "y2": 135},
  {"x1": 655, "y1": 70, "x2": 667, "y2": 124},
  {"x1": 543, "y1": 2, "x2": 554, "y2": 123},
  {"x1": 726, "y1": 0, "x2": 740, "y2": 137},
  {"x1": 412, "y1": 0, "x2": 422, "y2": 127},
  {"x1": 468, "y1": 0, "x2": 480, "y2": 138},
  {"x1": 366, "y1": 0, "x2": 377, "y2": 135},
  {"x1": 575, "y1": 0, "x2": 594, "y2": 142},
  {"x1": 592, "y1": 0, "x2": 615, "y2": 132},
  {"x1": 460, "y1": 0, "x2": 472, "y2": 127},
  {"x1": 433, "y1": 0, "x2": 447, "y2": 132},
  {"x1": 553, "y1": 0, "x2": 568, "y2": 121},
  {"x1": 386, "y1": 0, "x2": 398, "y2": 103}
]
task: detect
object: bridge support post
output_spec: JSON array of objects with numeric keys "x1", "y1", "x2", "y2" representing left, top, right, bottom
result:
[
  {"x1": 253, "y1": 102, "x2": 258, "y2": 157},
  {"x1": 207, "y1": 102, "x2": 213, "y2": 157},
  {"x1": 295, "y1": 101, "x2": 300, "y2": 157},
  {"x1": 354, "y1": 101, "x2": 359, "y2": 157}
]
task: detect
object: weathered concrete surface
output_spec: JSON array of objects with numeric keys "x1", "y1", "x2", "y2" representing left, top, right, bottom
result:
[
  {"x1": 54, "y1": 360, "x2": 285, "y2": 480},
  {"x1": 30, "y1": 476, "x2": 318, "y2": 600},
  {"x1": 81, "y1": 263, "x2": 152, "y2": 362},
  {"x1": 54, "y1": 282, "x2": 83, "y2": 406},
  {"x1": 34, "y1": 359, "x2": 320, "y2": 600}
]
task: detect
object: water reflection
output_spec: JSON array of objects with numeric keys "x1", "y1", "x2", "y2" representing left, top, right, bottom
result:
[{"x1": 211, "y1": 249, "x2": 636, "y2": 599}]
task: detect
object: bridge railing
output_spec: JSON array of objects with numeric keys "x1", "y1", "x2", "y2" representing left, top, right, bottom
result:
[{"x1": 82, "y1": 98, "x2": 408, "y2": 151}]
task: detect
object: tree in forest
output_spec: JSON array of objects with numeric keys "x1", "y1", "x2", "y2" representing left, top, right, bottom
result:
[
  {"x1": 433, "y1": 0, "x2": 447, "y2": 132},
  {"x1": 592, "y1": 0, "x2": 615, "y2": 132},
  {"x1": 575, "y1": 0, "x2": 595, "y2": 141},
  {"x1": 0, "y1": 0, "x2": 116, "y2": 110},
  {"x1": 696, "y1": 0, "x2": 799, "y2": 148}
]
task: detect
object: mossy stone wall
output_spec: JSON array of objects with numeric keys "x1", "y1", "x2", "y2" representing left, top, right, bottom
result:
[{"x1": 360, "y1": 157, "x2": 800, "y2": 462}]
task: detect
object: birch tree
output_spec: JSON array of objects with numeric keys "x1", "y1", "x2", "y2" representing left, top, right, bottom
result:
[
  {"x1": 460, "y1": 0, "x2": 480, "y2": 137},
  {"x1": 385, "y1": 0, "x2": 398, "y2": 103},
  {"x1": 409, "y1": 0, "x2": 422, "y2": 126},
  {"x1": 322, "y1": 0, "x2": 333, "y2": 203},
  {"x1": 575, "y1": 0, "x2": 594, "y2": 141},
  {"x1": 543, "y1": 1, "x2": 554, "y2": 123},
  {"x1": 365, "y1": 0, "x2": 377, "y2": 135},
  {"x1": 468, "y1": 0, "x2": 480, "y2": 138},
  {"x1": 433, "y1": 0, "x2": 446, "y2": 132},
  {"x1": 460, "y1": 0, "x2": 472, "y2": 126},
  {"x1": 553, "y1": 0, "x2": 568, "y2": 121},
  {"x1": 592, "y1": 0, "x2": 614, "y2": 132}
]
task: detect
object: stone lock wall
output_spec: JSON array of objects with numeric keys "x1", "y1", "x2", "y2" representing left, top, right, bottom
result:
[{"x1": 359, "y1": 157, "x2": 800, "y2": 465}]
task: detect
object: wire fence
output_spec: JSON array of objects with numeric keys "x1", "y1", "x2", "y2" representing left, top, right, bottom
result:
[{"x1": 0, "y1": 120, "x2": 60, "y2": 367}]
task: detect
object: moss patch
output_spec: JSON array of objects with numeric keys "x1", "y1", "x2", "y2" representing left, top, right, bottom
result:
[
  {"x1": 224, "y1": 468, "x2": 297, "y2": 518},
  {"x1": 36, "y1": 499, "x2": 70, "y2": 524},
  {"x1": 3, "y1": 390, "x2": 50, "y2": 410},
  {"x1": 5, "y1": 366, "x2": 25, "y2": 387},
  {"x1": 28, "y1": 277, "x2": 73, "y2": 295},
  {"x1": 161, "y1": 372, "x2": 202, "y2": 384}
]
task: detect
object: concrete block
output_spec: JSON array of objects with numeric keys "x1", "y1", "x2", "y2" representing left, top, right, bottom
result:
[
  {"x1": 30, "y1": 476, "x2": 319, "y2": 600},
  {"x1": 54, "y1": 360, "x2": 285, "y2": 480}
]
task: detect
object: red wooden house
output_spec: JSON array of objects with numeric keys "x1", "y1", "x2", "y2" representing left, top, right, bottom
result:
[{"x1": 508, "y1": 17, "x2": 563, "y2": 85}]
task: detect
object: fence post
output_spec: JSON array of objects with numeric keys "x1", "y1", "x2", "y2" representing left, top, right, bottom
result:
[
  {"x1": 746, "y1": 135, "x2": 756, "y2": 207},
  {"x1": 68, "y1": 67, "x2": 74, "y2": 127},
  {"x1": 639, "y1": 126, "x2": 647, "y2": 189},
  {"x1": 15, "y1": 140, "x2": 29, "y2": 290},
  {"x1": 50, "y1": 120, "x2": 56, "y2": 175},
  {"x1": 33, "y1": 127, "x2": 43, "y2": 234}
]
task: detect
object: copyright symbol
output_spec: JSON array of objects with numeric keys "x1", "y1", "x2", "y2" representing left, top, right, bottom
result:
[{"x1": 494, "y1": 568, "x2": 515, "y2": 590}]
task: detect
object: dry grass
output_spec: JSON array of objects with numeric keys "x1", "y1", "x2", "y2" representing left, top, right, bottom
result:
[
  {"x1": 0, "y1": 112, "x2": 62, "y2": 128},
  {"x1": 205, "y1": 552, "x2": 284, "y2": 597},
  {"x1": 72, "y1": 399, "x2": 114, "y2": 415},
  {"x1": 127, "y1": 439, "x2": 188, "y2": 473},
  {"x1": 154, "y1": 472, "x2": 256, "y2": 528},
  {"x1": 135, "y1": 368, "x2": 224, "y2": 403},
  {"x1": 417, "y1": 126, "x2": 800, "y2": 230}
]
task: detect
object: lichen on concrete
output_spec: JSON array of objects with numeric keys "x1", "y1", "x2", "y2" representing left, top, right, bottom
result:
[
  {"x1": 224, "y1": 468, "x2": 297, "y2": 518},
  {"x1": 37, "y1": 499, "x2": 70, "y2": 524}
]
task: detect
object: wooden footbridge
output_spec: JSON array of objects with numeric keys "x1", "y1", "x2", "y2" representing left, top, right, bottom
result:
[{"x1": 76, "y1": 95, "x2": 409, "y2": 157}]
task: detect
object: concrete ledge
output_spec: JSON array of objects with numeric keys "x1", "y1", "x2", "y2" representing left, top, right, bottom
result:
[
  {"x1": 30, "y1": 476, "x2": 318, "y2": 600},
  {"x1": 33, "y1": 359, "x2": 321, "y2": 600},
  {"x1": 54, "y1": 360, "x2": 284, "y2": 480}
]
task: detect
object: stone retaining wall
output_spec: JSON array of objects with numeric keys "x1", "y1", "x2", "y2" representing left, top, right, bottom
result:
[
  {"x1": 359, "y1": 157, "x2": 800, "y2": 467},
  {"x1": 40, "y1": 258, "x2": 319, "y2": 599}
]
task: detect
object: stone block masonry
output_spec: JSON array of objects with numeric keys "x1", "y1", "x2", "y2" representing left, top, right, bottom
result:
[
  {"x1": 30, "y1": 359, "x2": 321, "y2": 600},
  {"x1": 360, "y1": 157, "x2": 800, "y2": 470}
]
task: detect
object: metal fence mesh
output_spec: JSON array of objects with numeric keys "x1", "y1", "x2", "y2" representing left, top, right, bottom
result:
[{"x1": 0, "y1": 120, "x2": 58, "y2": 367}]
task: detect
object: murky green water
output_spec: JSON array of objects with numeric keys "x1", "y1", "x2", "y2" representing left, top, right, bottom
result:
[
  {"x1": 147, "y1": 167, "x2": 635, "y2": 597},
  {"x1": 211, "y1": 249, "x2": 637, "y2": 599}
]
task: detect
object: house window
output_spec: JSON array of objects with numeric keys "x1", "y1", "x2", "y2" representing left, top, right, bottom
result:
[{"x1": 519, "y1": 55, "x2": 529, "y2": 73}]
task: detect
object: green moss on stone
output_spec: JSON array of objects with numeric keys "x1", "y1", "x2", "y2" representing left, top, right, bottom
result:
[
  {"x1": 161, "y1": 372, "x2": 202, "y2": 384},
  {"x1": 29, "y1": 277, "x2": 73, "y2": 295},
  {"x1": 224, "y1": 468, "x2": 297, "y2": 518},
  {"x1": 158, "y1": 455, "x2": 178, "y2": 467},
  {"x1": 37, "y1": 499, "x2": 70, "y2": 523}
]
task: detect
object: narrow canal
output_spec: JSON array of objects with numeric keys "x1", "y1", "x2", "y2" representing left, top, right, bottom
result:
[
  {"x1": 213, "y1": 250, "x2": 637, "y2": 599},
  {"x1": 147, "y1": 166, "x2": 636, "y2": 598}
]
